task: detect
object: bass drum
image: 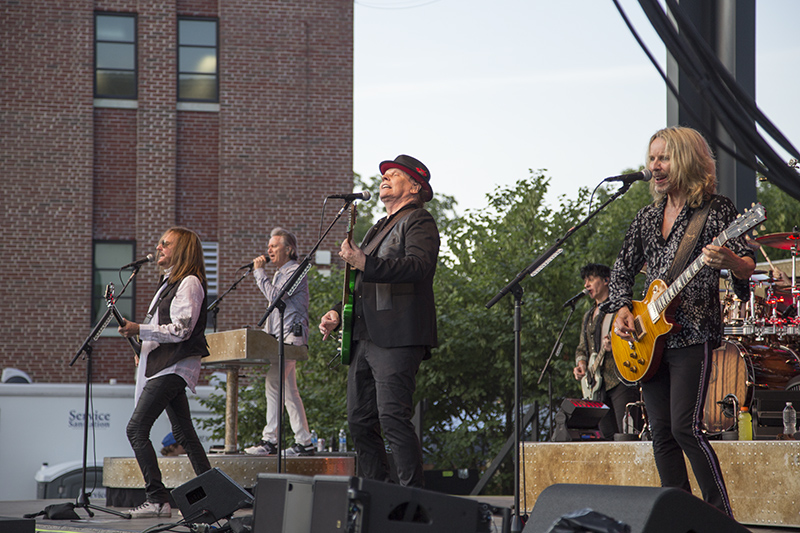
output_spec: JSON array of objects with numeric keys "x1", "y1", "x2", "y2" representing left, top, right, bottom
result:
[{"x1": 704, "y1": 339, "x2": 800, "y2": 433}]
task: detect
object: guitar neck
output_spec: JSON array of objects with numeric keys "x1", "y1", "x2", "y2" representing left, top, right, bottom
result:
[
  {"x1": 109, "y1": 303, "x2": 142, "y2": 356},
  {"x1": 651, "y1": 219, "x2": 752, "y2": 316}
]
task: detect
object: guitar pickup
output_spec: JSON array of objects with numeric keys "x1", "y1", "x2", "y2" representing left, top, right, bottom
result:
[{"x1": 631, "y1": 317, "x2": 645, "y2": 342}]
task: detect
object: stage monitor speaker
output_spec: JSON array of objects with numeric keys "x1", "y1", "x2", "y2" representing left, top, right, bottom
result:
[
  {"x1": 0, "y1": 517, "x2": 34, "y2": 533},
  {"x1": 252, "y1": 473, "x2": 314, "y2": 533},
  {"x1": 309, "y1": 475, "x2": 494, "y2": 533},
  {"x1": 170, "y1": 467, "x2": 253, "y2": 524},
  {"x1": 523, "y1": 484, "x2": 748, "y2": 533},
  {"x1": 551, "y1": 398, "x2": 609, "y2": 442}
]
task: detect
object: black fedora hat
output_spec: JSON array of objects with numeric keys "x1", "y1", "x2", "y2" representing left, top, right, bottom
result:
[{"x1": 379, "y1": 155, "x2": 433, "y2": 202}]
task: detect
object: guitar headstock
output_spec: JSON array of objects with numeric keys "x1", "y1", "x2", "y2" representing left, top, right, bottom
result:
[
  {"x1": 730, "y1": 202, "x2": 767, "y2": 238},
  {"x1": 104, "y1": 283, "x2": 116, "y2": 303}
]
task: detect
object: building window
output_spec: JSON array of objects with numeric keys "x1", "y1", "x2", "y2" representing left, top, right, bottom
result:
[
  {"x1": 178, "y1": 19, "x2": 219, "y2": 102},
  {"x1": 92, "y1": 241, "x2": 136, "y2": 328},
  {"x1": 95, "y1": 13, "x2": 137, "y2": 99},
  {"x1": 178, "y1": 18, "x2": 219, "y2": 102}
]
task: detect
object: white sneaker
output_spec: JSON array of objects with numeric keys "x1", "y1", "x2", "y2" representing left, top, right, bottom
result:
[
  {"x1": 244, "y1": 440, "x2": 277, "y2": 455},
  {"x1": 128, "y1": 501, "x2": 172, "y2": 518}
]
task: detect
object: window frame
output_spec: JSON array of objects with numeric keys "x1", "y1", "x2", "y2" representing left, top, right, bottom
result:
[
  {"x1": 94, "y1": 12, "x2": 138, "y2": 100},
  {"x1": 91, "y1": 240, "x2": 137, "y2": 331},
  {"x1": 177, "y1": 17, "x2": 220, "y2": 103}
]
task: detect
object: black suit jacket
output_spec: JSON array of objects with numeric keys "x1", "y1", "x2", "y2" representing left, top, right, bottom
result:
[{"x1": 353, "y1": 206, "x2": 439, "y2": 349}]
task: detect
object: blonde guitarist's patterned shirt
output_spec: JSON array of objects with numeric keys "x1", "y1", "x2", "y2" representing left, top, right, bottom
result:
[{"x1": 603, "y1": 194, "x2": 753, "y2": 350}]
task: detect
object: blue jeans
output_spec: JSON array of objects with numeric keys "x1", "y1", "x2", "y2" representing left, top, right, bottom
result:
[
  {"x1": 126, "y1": 374, "x2": 211, "y2": 503},
  {"x1": 347, "y1": 340, "x2": 425, "y2": 487}
]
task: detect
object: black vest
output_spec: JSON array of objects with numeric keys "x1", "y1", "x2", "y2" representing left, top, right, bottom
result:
[{"x1": 145, "y1": 278, "x2": 210, "y2": 377}]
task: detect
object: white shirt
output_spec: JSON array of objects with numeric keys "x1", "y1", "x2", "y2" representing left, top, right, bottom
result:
[{"x1": 134, "y1": 270, "x2": 204, "y2": 405}]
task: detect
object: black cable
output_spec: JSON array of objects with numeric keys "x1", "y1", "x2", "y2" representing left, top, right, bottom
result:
[{"x1": 617, "y1": 0, "x2": 800, "y2": 199}]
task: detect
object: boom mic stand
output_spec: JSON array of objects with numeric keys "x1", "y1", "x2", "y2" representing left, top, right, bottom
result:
[
  {"x1": 66, "y1": 266, "x2": 146, "y2": 519},
  {"x1": 538, "y1": 300, "x2": 580, "y2": 440},
  {"x1": 485, "y1": 181, "x2": 632, "y2": 532},
  {"x1": 256, "y1": 197, "x2": 358, "y2": 470},
  {"x1": 208, "y1": 268, "x2": 251, "y2": 332}
]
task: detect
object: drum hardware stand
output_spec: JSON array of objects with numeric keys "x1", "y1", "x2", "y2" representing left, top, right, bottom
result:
[
  {"x1": 624, "y1": 400, "x2": 650, "y2": 440},
  {"x1": 486, "y1": 180, "x2": 634, "y2": 532}
]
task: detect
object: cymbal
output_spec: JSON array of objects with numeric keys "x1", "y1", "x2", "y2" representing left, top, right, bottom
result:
[{"x1": 755, "y1": 232, "x2": 800, "y2": 250}]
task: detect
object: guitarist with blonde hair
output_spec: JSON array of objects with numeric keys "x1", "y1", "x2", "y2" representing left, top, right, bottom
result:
[
  {"x1": 606, "y1": 127, "x2": 755, "y2": 517},
  {"x1": 572, "y1": 262, "x2": 639, "y2": 439}
]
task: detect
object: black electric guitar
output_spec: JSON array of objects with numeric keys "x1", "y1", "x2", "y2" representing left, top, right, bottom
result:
[
  {"x1": 105, "y1": 284, "x2": 142, "y2": 356},
  {"x1": 610, "y1": 203, "x2": 766, "y2": 384},
  {"x1": 339, "y1": 204, "x2": 357, "y2": 365}
]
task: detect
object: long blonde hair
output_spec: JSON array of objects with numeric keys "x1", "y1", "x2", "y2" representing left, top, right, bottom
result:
[
  {"x1": 161, "y1": 226, "x2": 207, "y2": 289},
  {"x1": 648, "y1": 126, "x2": 717, "y2": 208}
]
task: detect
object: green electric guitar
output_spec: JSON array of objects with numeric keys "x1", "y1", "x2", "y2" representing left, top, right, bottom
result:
[{"x1": 339, "y1": 204, "x2": 357, "y2": 364}]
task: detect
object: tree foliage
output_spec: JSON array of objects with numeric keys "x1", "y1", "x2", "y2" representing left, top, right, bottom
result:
[{"x1": 200, "y1": 165, "x2": 800, "y2": 494}]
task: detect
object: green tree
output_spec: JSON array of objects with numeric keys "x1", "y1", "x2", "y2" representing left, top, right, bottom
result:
[
  {"x1": 416, "y1": 169, "x2": 652, "y2": 493},
  {"x1": 755, "y1": 178, "x2": 800, "y2": 262}
]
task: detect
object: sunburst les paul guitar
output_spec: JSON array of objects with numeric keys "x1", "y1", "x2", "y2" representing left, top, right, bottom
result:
[
  {"x1": 610, "y1": 203, "x2": 766, "y2": 384},
  {"x1": 339, "y1": 204, "x2": 357, "y2": 365}
]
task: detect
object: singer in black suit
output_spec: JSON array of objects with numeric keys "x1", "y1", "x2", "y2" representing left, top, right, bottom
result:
[{"x1": 319, "y1": 154, "x2": 439, "y2": 487}]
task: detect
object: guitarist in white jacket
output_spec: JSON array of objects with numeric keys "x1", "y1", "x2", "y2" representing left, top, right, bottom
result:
[
  {"x1": 572, "y1": 263, "x2": 640, "y2": 439},
  {"x1": 607, "y1": 127, "x2": 755, "y2": 517}
]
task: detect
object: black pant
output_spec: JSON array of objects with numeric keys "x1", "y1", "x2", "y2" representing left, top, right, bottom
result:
[
  {"x1": 127, "y1": 374, "x2": 211, "y2": 504},
  {"x1": 641, "y1": 343, "x2": 732, "y2": 517},
  {"x1": 598, "y1": 382, "x2": 641, "y2": 439},
  {"x1": 347, "y1": 340, "x2": 425, "y2": 487}
]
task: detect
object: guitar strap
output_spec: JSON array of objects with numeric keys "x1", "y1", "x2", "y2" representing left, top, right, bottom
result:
[
  {"x1": 361, "y1": 206, "x2": 415, "y2": 256},
  {"x1": 664, "y1": 196, "x2": 718, "y2": 285}
]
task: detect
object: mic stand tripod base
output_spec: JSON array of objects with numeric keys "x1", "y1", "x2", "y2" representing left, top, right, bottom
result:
[{"x1": 76, "y1": 492, "x2": 132, "y2": 519}]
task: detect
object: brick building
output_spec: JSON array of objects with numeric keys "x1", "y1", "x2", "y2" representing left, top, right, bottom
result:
[{"x1": 0, "y1": 1, "x2": 353, "y2": 384}]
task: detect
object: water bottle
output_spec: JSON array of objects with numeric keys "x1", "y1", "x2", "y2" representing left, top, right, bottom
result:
[
  {"x1": 310, "y1": 430, "x2": 318, "y2": 450},
  {"x1": 738, "y1": 406, "x2": 752, "y2": 441},
  {"x1": 783, "y1": 402, "x2": 796, "y2": 435},
  {"x1": 338, "y1": 428, "x2": 347, "y2": 452}
]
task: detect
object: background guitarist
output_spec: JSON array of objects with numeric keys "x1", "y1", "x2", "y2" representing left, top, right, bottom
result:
[
  {"x1": 572, "y1": 263, "x2": 640, "y2": 439},
  {"x1": 319, "y1": 154, "x2": 439, "y2": 488},
  {"x1": 604, "y1": 127, "x2": 755, "y2": 517}
]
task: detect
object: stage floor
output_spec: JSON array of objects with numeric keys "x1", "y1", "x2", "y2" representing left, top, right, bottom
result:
[{"x1": 521, "y1": 440, "x2": 800, "y2": 529}]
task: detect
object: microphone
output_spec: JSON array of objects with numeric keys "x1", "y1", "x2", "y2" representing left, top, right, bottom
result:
[
  {"x1": 603, "y1": 169, "x2": 652, "y2": 185},
  {"x1": 562, "y1": 288, "x2": 590, "y2": 308},
  {"x1": 120, "y1": 254, "x2": 154, "y2": 269},
  {"x1": 238, "y1": 255, "x2": 270, "y2": 270},
  {"x1": 327, "y1": 191, "x2": 371, "y2": 201}
]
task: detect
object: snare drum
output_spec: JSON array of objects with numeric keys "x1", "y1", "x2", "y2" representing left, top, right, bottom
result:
[{"x1": 704, "y1": 339, "x2": 800, "y2": 433}]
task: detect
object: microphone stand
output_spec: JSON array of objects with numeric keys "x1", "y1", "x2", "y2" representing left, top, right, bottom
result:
[
  {"x1": 66, "y1": 267, "x2": 147, "y2": 520},
  {"x1": 485, "y1": 182, "x2": 632, "y2": 532},
  {"x1": 256, "y1": 198, "x2": 356, "y2": 470},
  {"x1": 207, "y1": 268, "x2": 252, "y2": 332},
  {"x1": 538, "y1": 302, "x2": 580, "y2": 440}
]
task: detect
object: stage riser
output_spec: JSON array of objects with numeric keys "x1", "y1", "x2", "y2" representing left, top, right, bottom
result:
[
  {"x1": 521, "y1": 441, "x2": 800, "y2": 528},
  {"x1": 103, "y1": 455, "x2": 355, "y2": 490}
]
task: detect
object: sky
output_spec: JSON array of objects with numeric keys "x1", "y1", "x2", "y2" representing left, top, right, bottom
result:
[{"x1": 352, "y1": 0, "x2": 800, "y2": 213}]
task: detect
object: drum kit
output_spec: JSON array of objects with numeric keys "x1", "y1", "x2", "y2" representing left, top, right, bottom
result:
[{"x1": 705, "y1": 231, "x2": 800, "y2": 433}]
